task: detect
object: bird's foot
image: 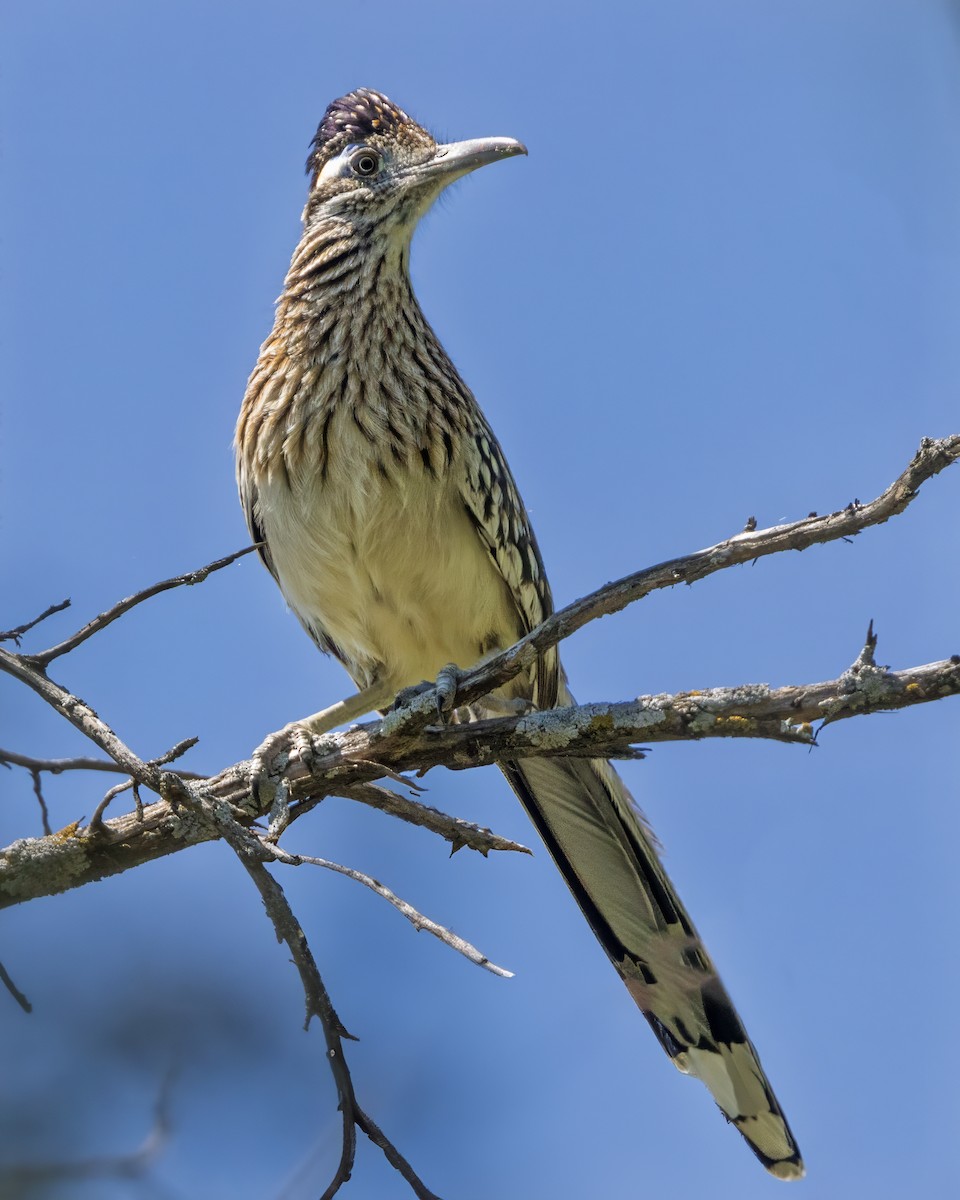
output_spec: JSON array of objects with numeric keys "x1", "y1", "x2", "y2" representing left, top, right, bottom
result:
[
  {"x1": 390, "y1": 663, "x2": 467, "y2": 726},
  {"x1": 392, "y1": 668, "x2": 534, "y2": 727},
  {"x1": 250, "y1": 722, "x2": 318, "y2": 838}
]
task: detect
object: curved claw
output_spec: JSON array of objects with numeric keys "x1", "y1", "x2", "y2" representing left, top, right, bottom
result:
[
  {"x1": 435, "y1": 662, "x2": 464, "y2": 718},
  {"x1": 392, "y1": 665, "x2": 464, "y2": 720}
]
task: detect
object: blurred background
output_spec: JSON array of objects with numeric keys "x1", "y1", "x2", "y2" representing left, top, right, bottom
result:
[{"x1": 2, "y1": 2, "x2": 958, "y2": 1197}]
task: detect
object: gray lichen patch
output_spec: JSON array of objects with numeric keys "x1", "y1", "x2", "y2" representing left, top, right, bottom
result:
[
  {"x1": 670, "y1": 685, "x2": 772, "y2": 734},
  {"x1": 0, "y1": 834, "x2": 90, "y2": 902},
  {"x1": 516, "y1": 700, "x2": 667, "y2": 752}
]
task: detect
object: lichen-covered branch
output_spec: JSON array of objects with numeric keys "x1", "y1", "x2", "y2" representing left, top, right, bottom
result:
[{"x1": 2, "y1": 638, "x2": 956, "y2": 910}]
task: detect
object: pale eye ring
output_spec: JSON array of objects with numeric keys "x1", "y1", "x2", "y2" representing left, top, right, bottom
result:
[{"x1": 350, "y1": 148, "x2": 381, "y2": 178}]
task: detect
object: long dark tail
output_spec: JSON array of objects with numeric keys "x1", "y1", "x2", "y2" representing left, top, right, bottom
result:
[{"x1": 499, "y1": 747, "x2": 803, "y2": 1180}]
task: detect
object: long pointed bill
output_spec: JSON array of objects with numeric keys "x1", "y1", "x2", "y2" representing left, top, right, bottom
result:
[{"x1": 416, "y1": 136, "x2": 527, "y2": 186}]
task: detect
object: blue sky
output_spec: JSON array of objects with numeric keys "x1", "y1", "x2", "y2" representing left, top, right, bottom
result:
[{"x1": 2, "y1": 2, "x2": 959, "y2": 1197}]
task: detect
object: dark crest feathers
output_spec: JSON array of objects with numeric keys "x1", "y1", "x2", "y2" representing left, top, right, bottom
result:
[{"x1": 306, "y1": 88, "x2": 421, "y2": 181}]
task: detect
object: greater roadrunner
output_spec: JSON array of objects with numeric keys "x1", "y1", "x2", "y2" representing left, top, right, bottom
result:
[{"x1": 236, "y1": 88, "x2": 803, "y2": 1180}]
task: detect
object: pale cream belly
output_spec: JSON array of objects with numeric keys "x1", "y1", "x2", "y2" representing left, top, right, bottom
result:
[{"x1": 257, "y1": 459, "x2": 521, "y2": 695}]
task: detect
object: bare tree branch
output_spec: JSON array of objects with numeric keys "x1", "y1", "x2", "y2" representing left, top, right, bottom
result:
[
  {"x1": 0, "y1": 746, "x2": 204, "y2": 781},
  {"x1": 0, "y1": 959, "x2": 32, "y2": 1013},
  {"x1": 0, "y1": 648, "x2": 168, "y2": 790},
  {"x1": 22, "y1": 544, "x2": 259, "y2": 668},
  {"x1": 291, "y1": 780, "x2": 533, "y2": 856},
  {"x1": 0, "y1": 749, "x2": 137, "y2": 777},
  {"x1": 0, "y1": 599, "x2": 71, "y2": 646},
  {"x1": 270, "y1": 843, "x2": 514, "y2": 977}
]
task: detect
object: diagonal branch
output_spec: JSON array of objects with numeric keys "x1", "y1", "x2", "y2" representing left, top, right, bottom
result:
[
  {"x1": 271, "y1": 845, "x2": 514, "y2": 977},
  {"x1": 22, "y1": 545, "x2": 259, "y2": 668},
  {"x1": 0, "y1": 599, "x2": 71, "y2": 646},
  {"x1": 0, "y1": 646, "x2": 166, "y2": 790},
  {"x1": 410, "y1": 433, "x2": 960, "y2": 717}
]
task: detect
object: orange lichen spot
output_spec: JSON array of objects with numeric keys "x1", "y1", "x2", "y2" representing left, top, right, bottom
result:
[
  {"x1": 716, "y1": 715, "x2": 751, "y2": 731},
  {"x1": 52, "y1": 820, "x2": 81, "y2": 841},
  {"x1": 905, "y1": 682, "x2": 920, "y2": 693}
]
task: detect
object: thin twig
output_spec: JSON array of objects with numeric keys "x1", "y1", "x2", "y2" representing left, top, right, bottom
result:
[
  {"x1": 0, "y1": 747, "x2": 206, "y2": 781},
  {"x1": 353, "y1": 1103, "x2": 441, "y2": 1200},
  {"x1": 289, "y1": 781, "x2": 532, "y2": 857},
  {"x1": 88, "y1": 779, "x2": 135, "y2": 830},
  {"x1": 151, "y1": 737, "x2": 201, "y2": 766},
  {"x1": 29, "y1": 768, "x2": 52, "y2": 835},
  {"x1": 273, "y1": 845, "x2": 514, "y2": 977},
  {"x1": 0, "y1": 599, "x2": 71, "y2": 645},
  {"x1": 0, "y1": 959, "x2": 32, "y2": 1013},
  {"x1": 26, "y1": 545, "x2": 260, "y2": 667},
  {"x1": 0, "y1": 749, "x2": 136, "y2": 776}
]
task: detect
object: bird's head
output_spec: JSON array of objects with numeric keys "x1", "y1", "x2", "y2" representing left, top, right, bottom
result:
[{"x1": 301, "y1": 88, "x2": 526, "y2": 237}]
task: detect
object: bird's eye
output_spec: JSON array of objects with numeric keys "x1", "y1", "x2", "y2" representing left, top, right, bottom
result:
[{"x1": 350, "y1": 148, "x2": 381, "y2": 178}]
